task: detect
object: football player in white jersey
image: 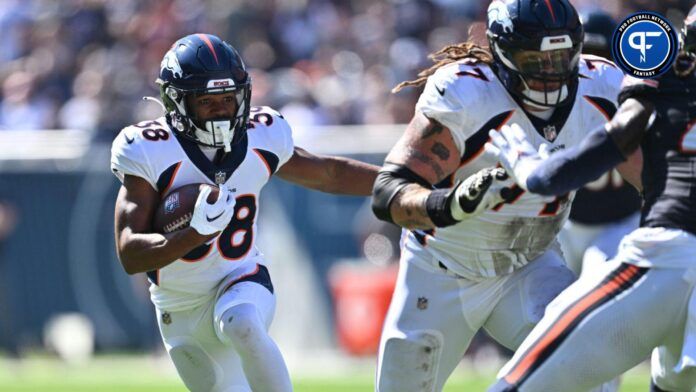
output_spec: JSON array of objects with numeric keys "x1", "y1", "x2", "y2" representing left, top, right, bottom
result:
[
  {"x1": 111, "y1": 34, "x2": 378, "y2": 392},
  {"x1": 486, "y1": 7, "x2": 696, "y2": 390},
  {"x1": 371, "y1": 1, "x2": 635, "y2": 391}
]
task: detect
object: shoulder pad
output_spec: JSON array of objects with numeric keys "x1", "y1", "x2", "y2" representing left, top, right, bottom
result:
[
  {"x1": 579, "y1": 55, "x2": 623, "y2": 82},
  {"x1": 250, "y1": 106, "x2": 283, "y2": 118},
  {"x1": 247, "y1": 106, "x2": 294, "y2": 166},
  {"x1": 580, "y1": 55, "x2": 618, "y2": 71},
  {"x1": 248, "y1": 106, "x2": 290, "y2": 134},
  {"x1": 418, "y1": 63, "x2": 489, "y2": 118},
  {"x1": 428, "y1": 62, "x2": 493, "y2": 97},
  {"x1": 110, "y1": 117, "x2": 171, "y2": 189},
  {"x1": 416, "y1": 63, "x2": 507, "y2": 155},
  {"x1": 579, "y1": 55, "x2": 623, "y2": 100},
  {"x1": 119, "y1": 118, "x2": 172, "y2": 147}
]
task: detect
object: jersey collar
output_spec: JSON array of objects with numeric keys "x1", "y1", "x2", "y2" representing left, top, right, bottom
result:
[{"x1": 174, "y1": 132, "x2": 249, "y2": 184}]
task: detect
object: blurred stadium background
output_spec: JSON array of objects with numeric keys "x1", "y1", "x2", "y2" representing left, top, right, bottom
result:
[{"x1": 0, "y1": 0, "x2": 693, "y2": 390}]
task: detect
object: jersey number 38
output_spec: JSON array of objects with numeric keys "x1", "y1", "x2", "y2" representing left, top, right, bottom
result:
[{"x1": 182, "y1": 194, "x2": 257, "y2": 262}]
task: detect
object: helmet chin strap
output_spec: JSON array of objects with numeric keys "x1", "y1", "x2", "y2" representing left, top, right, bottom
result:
[{"x1": 202, "y1": 120, "x2": 234, "y2": 152}]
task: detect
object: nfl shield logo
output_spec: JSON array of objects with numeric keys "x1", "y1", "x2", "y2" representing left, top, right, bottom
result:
[
  {"x1": 543, "y1": 125, "x2": 557, "y2": 142},
  {"x1": 164, "y1": 193, "x2": 179, "y2": 214},
  {"x1": 215, "y1": 171, "x2": 227, "y2": 185},
  {"x1": 162, "y1": 312, "x2": 172, "y2": 325},
  {"x1": 417, "y1": 297, "x2": 428, "y2": 310}
]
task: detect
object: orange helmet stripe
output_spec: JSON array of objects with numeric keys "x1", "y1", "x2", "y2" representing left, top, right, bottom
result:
[{"x1": 197, "y1": 33, "x2": 220, "y2": 65}]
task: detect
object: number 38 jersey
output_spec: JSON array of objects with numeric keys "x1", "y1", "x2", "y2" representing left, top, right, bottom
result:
[
  {"x1": 410, "y1": 56, "x2": 623, "y2": 280},
  {"x1": 110, "y1": 106, "x2": 293, "y2": 311}
]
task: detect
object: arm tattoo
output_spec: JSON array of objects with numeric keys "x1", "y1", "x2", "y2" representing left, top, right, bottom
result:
[
  {"x1": 391, "y1": 183, "x2": 434, "y2": 229},
  {"x1": 410, "y1": 150, "x2": 445, "y2": 179},
  {"x1": 404, "y1": 205, "x2": 428, "y2": 219},
  {"x1": 400, "y1": 205, "x2": 431, "y2": 229},
  {"x1": 430, "y1": 142, "x2": 450, "y2": 161},
  {"x1": 420, "y1": 120, "x2": 445, "y2": 139}
]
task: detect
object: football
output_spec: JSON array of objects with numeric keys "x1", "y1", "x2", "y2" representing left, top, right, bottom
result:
[{"x1": 153, "y1": 183, "x2": 219, "y2": 234}]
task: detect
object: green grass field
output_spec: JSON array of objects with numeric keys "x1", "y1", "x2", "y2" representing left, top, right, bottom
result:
[{"x1": 0, "y1": 354, "x2": 652, "y2": 391}]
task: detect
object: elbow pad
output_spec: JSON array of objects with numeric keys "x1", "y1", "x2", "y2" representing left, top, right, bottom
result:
[{"x1": 372, "y1": 163, "x2": 431, "y2": 224}]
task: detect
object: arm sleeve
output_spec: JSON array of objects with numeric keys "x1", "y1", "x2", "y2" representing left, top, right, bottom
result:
[
  {"x1": 110, "y1": 130, "x2": 158, "y2": 190},
  {"x1": 526, "y1": 126, "x2": 626, "y2": 196}
]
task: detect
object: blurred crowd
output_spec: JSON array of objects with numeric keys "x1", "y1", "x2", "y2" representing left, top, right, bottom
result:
[{"x1": 0, "y1": 0, "x2": 692, "y2": 142}]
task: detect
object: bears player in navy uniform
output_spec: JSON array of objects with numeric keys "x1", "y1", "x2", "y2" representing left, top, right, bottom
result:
[
  {"x1": 487, "y1": 6, "x2": 696, "y2": 391},
  {"x1": 111, "y1": 34, "x2": 378, "y2": 392},
  {"x1": 559, "y1": 9, "x2": 642, "y2": 276}
]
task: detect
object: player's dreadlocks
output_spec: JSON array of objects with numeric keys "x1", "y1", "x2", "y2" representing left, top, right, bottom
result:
[{"x1": 392, "y1": 42, "x2": 493, "y2": 93}]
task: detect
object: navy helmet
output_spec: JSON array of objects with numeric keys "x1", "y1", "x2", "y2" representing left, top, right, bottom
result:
[
  {"x1": 486, "y1": 0, "x2": 584, "y2": 109},
  {"x1": 675, "y1": 4, "x2": 696, "y2": 76},
  {"x1": 580, "y1": 9, "x2": 616, "y2": 59},
  {"x1": 157, "y1": 33, "x2": 251, "y2": 151}
]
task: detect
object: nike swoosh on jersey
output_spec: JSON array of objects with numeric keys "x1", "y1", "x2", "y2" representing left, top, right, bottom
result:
[
  {"x1": 125, "y1": 134, "x2": 135, "y2": 144},
  {"x1": 435, "y1": 85, "x2": 446, "y2": 96},
  {"x1": 206, "y1": 211, "x2": 224, "y2": 222}
]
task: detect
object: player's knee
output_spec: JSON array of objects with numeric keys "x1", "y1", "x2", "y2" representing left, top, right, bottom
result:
[
  {"x1": 168, "y1": 342, "x2": 220, "y2": 392},
  {"x1": 219, "y1": 303, "x2": 267, "y2": 351},
  {"x1": 377, "y1": 332, "x2": 442, "y2": 392}
]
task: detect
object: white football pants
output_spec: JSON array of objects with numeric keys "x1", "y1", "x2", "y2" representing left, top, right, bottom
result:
[
  {"x1": 491, "y1": 258, "x2": 696, "y2": 392},
  {"x1": 376, "y1": 245, "x2": 575, "y2": 392},
  {"x1": 155, "y1": 262, "x2": 283, "y2": 392}
]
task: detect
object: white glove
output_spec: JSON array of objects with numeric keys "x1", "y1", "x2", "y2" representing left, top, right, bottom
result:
[
  {"x1": 449, "y1": 167, "x2": 514, "y2": 220},
  {"x1": 189, "y1": 186, "x2": 236, "y2": 235},
  {"x1": 485, "y1": 123, "x2": 549, "y2": 191}
]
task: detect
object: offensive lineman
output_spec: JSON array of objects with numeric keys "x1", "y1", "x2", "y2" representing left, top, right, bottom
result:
[
  {"x1": 111, "y1": 34, "x2": 378, "y2": 392},
  {"x1": 487, "y1": 6, "x2": 696, "y2": 391},
  {"x1": 371, "y1": 0, "x2": 632, "y2": 390}
]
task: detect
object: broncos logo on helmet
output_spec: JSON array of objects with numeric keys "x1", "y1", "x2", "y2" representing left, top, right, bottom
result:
[
  {"x1": 488, "y1": 1, "x2": 514, "y2": 34},
  {"x1": 161, "y1": 51, "x2": 183, "y2": 80}
]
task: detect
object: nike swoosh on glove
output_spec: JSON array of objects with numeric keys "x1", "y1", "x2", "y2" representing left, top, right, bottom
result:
[{"x1": 189, "y1": 186, "x2": 236, "y2": 236}]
